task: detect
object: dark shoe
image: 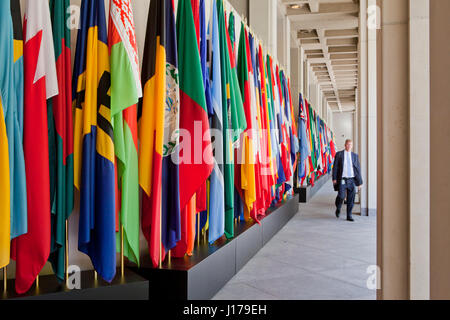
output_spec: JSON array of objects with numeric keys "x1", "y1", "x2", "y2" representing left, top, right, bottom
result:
[
  {"x1": 347, "y1": 217, "x2": 355, "y2": 222},
  {"x1": 335, "y1": 210, "x2": 340, "y2": 218}
]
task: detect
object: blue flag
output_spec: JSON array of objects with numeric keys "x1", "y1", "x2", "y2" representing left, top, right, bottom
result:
[
  {"x1": 199, "y1": 0, "x2": 210, "y2": 232},
  {"x1": 298, "y1": 94, "x2": 309, "y2": 182},
  {"x1": 73, "y1": 0, "x2": 116, "y2": 282},
  {"x1": 207, "y1": 0, "x2": 225, "y2": 244},
  {"x1": 0, "y1": 0, "x2": 28, "y2": 240},
  {"x1": 161, "y1": 0, "x2": 182, "y2": 253}
]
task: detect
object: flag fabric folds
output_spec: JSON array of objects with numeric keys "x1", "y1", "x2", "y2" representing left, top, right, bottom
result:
[
  {"x1": 217, "y1": 0, "x2": 247, "y2": 239},
  {"x1": 73, "y1": 0, "x2": 116, "y2": 283},
  {"x1": 0, "y1": 0, "x2": 336, "y2": 280},
  {"x1": 298, "y1": 94, "x2": 310, "y2": 184},
  {"x1": 236, "y1": 23, "x2": 256, "y2": 221},
  {"x1": 11, "y1": 0, "x2": 58, "y2": 294},
  {"x1": 0, "y1": 1, "x2": 13, "y2": 270},
  {"x1": 172, "y1": 0, "x2": 214, "y2": 257},
  {"x1": 139, "y1": 0, "x2": 181, "y2": 267},
  {"x1": 8, "y1": 0, "x2": 28, "y2": 240},
  {"x1": 48, "y1": 0, "x2": 74, "y2": 283},
  {"x1": 0, "y1": 94, "x2": 10, "y2": 270},
  {"x1": 207, "y1": 0, "x2": 225, "y2": 244},
  {"x1": 108, "y1": 0, "x2": 142, "y2": 266}
]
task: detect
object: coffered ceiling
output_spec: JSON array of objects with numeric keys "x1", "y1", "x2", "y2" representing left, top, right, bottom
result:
[{"x1": 282, "y1": 0, "x2": 360, "y2": 112}]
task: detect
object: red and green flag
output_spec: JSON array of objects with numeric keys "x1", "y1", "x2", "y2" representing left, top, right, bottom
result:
[
  {"x1": 236, "y1": 23, "x2": 256, "y2": 221},
  {"x1": 47, "y1": 0, "x2": 74, "y2": 282},
  {"x1": 108, "y1": 0, "x2": 142, "y2": 266},
  {"x1": 172, "y1": 0, "x2": 214, "y2": 257},
  {"x1": 217, "y1": 0, "x2": 247, "y2": 239}
]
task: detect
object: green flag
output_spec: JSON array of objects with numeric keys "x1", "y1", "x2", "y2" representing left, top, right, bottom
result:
[
  {"x1": 217, "y1": 0, "x2": 246, "y2": 239},
  {"x1": 48, "y1": 0, "x2": 74, "y2": 282},
  {"x1": 108, "y1": 0, "x2": 142, "y2": 265}
]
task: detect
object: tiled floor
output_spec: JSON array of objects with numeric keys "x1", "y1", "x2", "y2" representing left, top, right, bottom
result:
[{"x1": 213, "y1": 181, "x2": 377, "y2": 300}]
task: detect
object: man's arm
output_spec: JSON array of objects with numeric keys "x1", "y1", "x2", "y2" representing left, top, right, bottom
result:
[
  {"x1": 332, "y1": 152, "x2": 339, "y2": 184},
  {"x1": 356, "y1": 154, "x2": 363, "y2": 187}
]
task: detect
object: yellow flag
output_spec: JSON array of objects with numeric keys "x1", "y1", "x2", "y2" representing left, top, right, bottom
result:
[{"x1": 0, "y1": 96, "x2": 11, "y2": 269}]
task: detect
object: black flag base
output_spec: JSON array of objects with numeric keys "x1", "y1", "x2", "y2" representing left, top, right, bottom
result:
[
  {"x1": 295, "y1": 174, "x2": 332, "y2": 203},
  {"x1": 1, "y1": 268, "x2": 148, "y2": 300},
  {"x1": 132, "y1": 194, "x2": 300, "y2": 300}
]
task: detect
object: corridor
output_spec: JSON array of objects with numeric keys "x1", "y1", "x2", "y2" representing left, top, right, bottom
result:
[{"x1": 213, "y1": 181, "x2": 377, "y2": 300}]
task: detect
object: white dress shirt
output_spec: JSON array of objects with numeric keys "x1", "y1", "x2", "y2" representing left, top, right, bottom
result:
[{"x1": 342, "y1": 151, "x2": 355, "y2": 178}]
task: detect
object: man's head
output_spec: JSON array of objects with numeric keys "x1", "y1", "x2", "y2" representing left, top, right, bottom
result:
[{"x1": 345, "y1": 139, "x2": 353, "y2": 152}]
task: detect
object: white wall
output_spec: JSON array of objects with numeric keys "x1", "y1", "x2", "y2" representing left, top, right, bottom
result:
[
  {"x1": 228, "y1": 0, "x2": 248, "y2": 19},
  {"x1": 332, "y1": 112, "x2": 354, "y2": 151}
]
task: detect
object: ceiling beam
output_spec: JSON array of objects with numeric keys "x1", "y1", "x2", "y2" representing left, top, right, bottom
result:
[{"x1": 287, "y1": 3, "x2": 359, "y2": 17}]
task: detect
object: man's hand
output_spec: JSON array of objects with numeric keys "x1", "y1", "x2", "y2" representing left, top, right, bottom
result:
[
  {"x1": 333, "y1": 180, "x2": 337, "y2": 185},
  {"x1": 358, "y1": 185, "x2": 362, "y2": 191}
]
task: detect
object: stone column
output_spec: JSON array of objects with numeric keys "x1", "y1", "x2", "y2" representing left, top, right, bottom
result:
[
  {"x1": 359, "y1": 0, "x2": 369, "y2": 214},
  {"x1": 409, "y1": 0, "x2": 430, "y2": 300},
  {"x1": 377, "y1": 0, "x2": 410, "y2": 300},
  {"x1": 290, "y1": 46, "x2": 301, "y2": 116},
  {"x1": 367, "y1": 0, "x2": 378, "y2": 217},
  {"x1": 430, "y1": 0, "x2": 450, "y2": 300}
]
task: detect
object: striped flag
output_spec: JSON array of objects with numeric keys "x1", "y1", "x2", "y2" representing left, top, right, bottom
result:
[
  {"x1": 247, "y1": 32, "x2": 264, "y2": 220},
  {"x1": 48, "y1": 0, "x2": 74, "y2": 282},
  {"x1": 139, "y1": 0, "x2": 181, "y2": 267},
  {"x1": 0, "y1": 93, "x2": 10, "y2": 269},
  {"x1": 236, "y1": 23, "x2": 256, "y2": 221},
  {"x1": 207, "y1": 0, "x2": 225, "y2": 244},
  {"x1": 172, "y1": 0, "x2": 214, "y2": 257},
  {"x1": 8, "y1": 0, "x2": 28, "y2": 240},
  {"x1": 12, "y1": 0, "x2": 58, "y2": 294},
  {"x1": 108, "y1": 0, "x2": 142, "y2": 266},
  {"x1": 73, "y1": 0, "x2": 116, "y2": 282},
  {"x1": 298, "y1": 94, "x2": 310, "y2": 185},
  {"x1": 257, "y1": 46, "x2": 274, "y2": 211},
  {"x1": 198, "y1": 0, "x2": 210, "y2": 234},
  {"x1": 0, "y1": 0, "x2": 15, "y2": 269},
  {"x1": 217, "y1": 0, "x2": 247, "y2": 239}
]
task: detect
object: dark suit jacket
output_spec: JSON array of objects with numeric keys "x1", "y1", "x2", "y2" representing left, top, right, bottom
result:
[{"x1": 332, "y1": 151, "x2": 363, "y2": 191}]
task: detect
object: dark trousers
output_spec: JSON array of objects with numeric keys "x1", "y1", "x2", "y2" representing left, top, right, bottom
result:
[{"x1": 335, "y1": 178, "x2": 356, "y2": 219}]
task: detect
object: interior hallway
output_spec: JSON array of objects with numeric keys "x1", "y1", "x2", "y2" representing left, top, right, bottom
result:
[{"x1": 213, "y1": 181, "x2": 376, "y2": 300}]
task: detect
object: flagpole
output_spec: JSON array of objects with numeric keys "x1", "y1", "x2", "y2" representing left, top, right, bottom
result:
[
  {"x1": 120, "y1": 223, "x2": 124, "y2": 278},
  {"x1": 197, "y1": 213, "x2": 200, "y2": 247},
  {"x1": 65, "y1": 219, "x2": 69, "y2": 287},
  {"x1": 159, "y1": 206, "x2": 162, "y2": 269},
  {"x1": 3, "y1": 267, "x2": 6, "y2": 292}
]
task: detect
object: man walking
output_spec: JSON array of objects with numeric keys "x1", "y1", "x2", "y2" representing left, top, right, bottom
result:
[{"x1": 332, "y1": 139, "x2": 363, "y2": 222}]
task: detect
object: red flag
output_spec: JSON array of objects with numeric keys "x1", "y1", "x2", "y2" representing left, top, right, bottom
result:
[
  {"x1": 172, "y1": 0, "x2": 213, "y2": 257},
  {"x1": 11, "y1": 0, "x2": 59, "y2": 294}
]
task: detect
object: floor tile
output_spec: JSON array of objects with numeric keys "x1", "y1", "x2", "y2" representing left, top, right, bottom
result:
[{"x1": 213, "y1": 180, "x2": 377, "y2": 300}]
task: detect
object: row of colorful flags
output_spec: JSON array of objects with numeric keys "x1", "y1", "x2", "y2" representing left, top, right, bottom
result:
[
  {"x1": 0, "y1": 0, "x2": 335, "y2": 295},
  {"x1": 297, "y1": 94, "x2": 337, "y2": 188}
]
